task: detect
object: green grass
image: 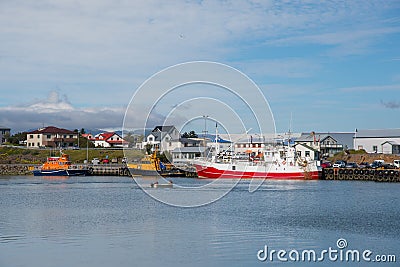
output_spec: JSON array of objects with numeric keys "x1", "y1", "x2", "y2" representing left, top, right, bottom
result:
[{"x1": 0, "y1": 147, "x2": 145, "y2": 164}]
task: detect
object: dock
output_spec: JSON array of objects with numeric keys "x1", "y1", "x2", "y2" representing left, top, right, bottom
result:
[
  {"x1": 88, "y1": 164, "x2": 130, "y2": 176},
  {"x1": 322, "y1": 168, "x2": 400, "y2": 182}
]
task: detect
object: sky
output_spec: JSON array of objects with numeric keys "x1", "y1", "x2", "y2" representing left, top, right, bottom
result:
[{"x1": 0, "y1": 0, "x2": 399, "y2": 134}]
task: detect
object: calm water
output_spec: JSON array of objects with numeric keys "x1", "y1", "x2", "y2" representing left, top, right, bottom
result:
[{"x1": 0, "y1": 176, "x2": 399, "y2": 267}]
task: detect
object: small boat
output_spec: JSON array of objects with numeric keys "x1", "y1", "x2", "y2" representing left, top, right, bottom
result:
[
  {"x1": 150, "y1": 181, "x2": 173, "y2": 188},
  {"x1": 32, "y1": 150, "x2": 88, "y2": 176},
  {"x1": 127, "y1": 152, "x2": 185, "y2": 177}
]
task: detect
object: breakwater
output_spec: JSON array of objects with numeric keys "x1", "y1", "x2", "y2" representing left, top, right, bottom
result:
[
  {"x1": 323, "y1": 168, "x2": 400, "y2": 182},
  {"x1": 0, "y1": 164, "x2": 34, "y2": 175}
]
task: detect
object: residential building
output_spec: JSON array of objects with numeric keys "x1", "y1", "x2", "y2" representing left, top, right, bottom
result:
[
  {"x1": 93, "y1": 132, "x2": 129, "y2": 148},
  {"x1": 382, "y1": 141, "x2": 400, "y2": 154},
  {"x1": 142, "y1": 126, "x2": 181, "y2": 152},
  {"x1": 293, "y1": 143, "x2": 320, "y2": 160},
  {"x1": 354, "y1": 129, "x2": 400, "y2": 154},
  {"x1": 82, "y1": 133, "x2": 95, "y2": 141},
  {"x1": 295, "y1": 133, "x2": 343, "y2": 158},
  {"x1": 0, "y1": 126, "x2": 11, "y2": 144},
  {"x1": 26, "y1": 126, "x2": 78, "y2": 148}
]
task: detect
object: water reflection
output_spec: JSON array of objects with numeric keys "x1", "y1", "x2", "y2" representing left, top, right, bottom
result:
[{"x1": 0, "y1": 176, "x2": 399, "y2": 267}]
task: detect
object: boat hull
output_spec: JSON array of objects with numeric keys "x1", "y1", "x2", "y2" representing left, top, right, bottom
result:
[
  {"x1": 193, "y1": 163, "x2": 321, "y2": 180},
  {"x1": 128, "y1": 168, "x2": 159, "y2": 176},
  {"x1": 32, "y1": 169, "x2": 89, "y2": 176},
  {"x1": 128, "y1": 167, "x2": 189, "y2": 177}
]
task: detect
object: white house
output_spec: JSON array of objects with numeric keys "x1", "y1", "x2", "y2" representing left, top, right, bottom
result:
[
  {"x1": 381, "y1": 141, "x2": 400, "y2": 155},
  {"x1": 142, "y1": 126, "x2": 181, "y2": 153},
  {"x1": 354, "y1": 129, "x2": 400, "y2": 154},
  {"x1": 295, "y1": 133, "x2": 343, "y2": 157},
  {"x1": 293, "y1": 143, "x2": 320, "y2": 160},
  {"x1": 93, "y1": 132, "x2": 128, "y2": 148}
]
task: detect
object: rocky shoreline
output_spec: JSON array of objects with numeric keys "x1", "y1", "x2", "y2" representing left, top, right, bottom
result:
[{"x1": 0, "y1": 164, "x2": 36, "y2": 175}]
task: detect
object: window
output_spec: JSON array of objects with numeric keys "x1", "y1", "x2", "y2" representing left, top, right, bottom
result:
[
  {"x1": 305, "y1": 151, "x2": 310, "y2": 157},
  {"x1": 47, "y1": 135, "x2": 51, "y2": 139},
  {"x1": 37, "y1": 142, "x2": 40, "y2": 146},
  {"x1": 63, "y1": 135, "x2": 67, "y2": 138},
  {"x1": 373, "y1": 146, "x2": 378, "y2": 152},
  {"x1": 297, "y1": 151, "x2": 302, "y2": 157},
  {"x1": 30, "y1": 135, "x2": 33, "y2": 139},
  {"x1": 69, "y1": 135, "x2": 73, "y2": 138},
  {"x1": 37, "y1": 135, "x2": 40, "y2": 138}
]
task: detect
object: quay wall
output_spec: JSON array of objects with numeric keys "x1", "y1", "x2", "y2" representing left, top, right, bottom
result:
[
  {"x1": 0, "y1": 164, "x2": 34, "y2": 175},
  {"x1": 322, "y1": 168, "x2": 400, "y2": 182}
]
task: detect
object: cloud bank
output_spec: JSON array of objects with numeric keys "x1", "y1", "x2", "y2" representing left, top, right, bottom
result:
[{"x1": 0, "y1": 91, "x2": 128, "y2": 132}]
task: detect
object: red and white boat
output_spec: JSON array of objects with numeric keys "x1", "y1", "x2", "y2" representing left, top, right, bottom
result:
[{"x1": 193, "y1": 145, "x2": 321, "y2": 180}]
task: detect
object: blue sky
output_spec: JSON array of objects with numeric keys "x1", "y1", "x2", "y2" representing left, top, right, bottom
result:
[{"x1": 0, "y1": 0, "x2": 399, "y2": 134}]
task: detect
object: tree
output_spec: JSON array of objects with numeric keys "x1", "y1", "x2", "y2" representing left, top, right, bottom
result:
[
  {"x1": 80, "y1": 128, "x2": 86, "y2": 134},
  {"x1": 145, "y1": 143, "x2": 152, "y2": 155},
  {"x1": 181, "y1": 131, "x2": 198, "y2": 138},
  {"x1": 7, "y1": 132, "x2": 27, "y2": 145}
]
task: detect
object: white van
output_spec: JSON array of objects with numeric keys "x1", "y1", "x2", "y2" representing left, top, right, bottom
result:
[{"x1": 394, "y1": 160, "x2": 400, "y2": 168}]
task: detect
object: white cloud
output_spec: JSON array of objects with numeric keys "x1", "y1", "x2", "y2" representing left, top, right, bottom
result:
[
  {"x1": 338, "y1": 84, "x2": 400, "y2": 92},
  {"x1": 0, "y1": 90, "x2": 149, "y2": 132}
]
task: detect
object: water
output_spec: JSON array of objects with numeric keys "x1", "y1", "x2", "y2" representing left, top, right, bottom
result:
[{"x1": 0, "y1": 176, "x2": 399, "y2": 267}]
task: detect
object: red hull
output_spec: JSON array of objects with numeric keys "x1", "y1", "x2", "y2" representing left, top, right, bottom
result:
[{"x1": 194, "y1": 165, "x2": 320, "y2": 180}]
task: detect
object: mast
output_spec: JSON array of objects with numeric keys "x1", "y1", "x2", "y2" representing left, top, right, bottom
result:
[{"x1": 215, "y1": 122, "x2": 220, "y2": 156}]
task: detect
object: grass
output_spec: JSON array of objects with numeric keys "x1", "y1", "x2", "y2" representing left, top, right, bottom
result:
[{"x1": 0, "y1": 146, "x2": 145, "y2": 164}]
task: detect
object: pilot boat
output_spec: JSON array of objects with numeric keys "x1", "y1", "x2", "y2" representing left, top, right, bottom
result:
[{"x1": 32, "y1": 151, "x2": 88, "y2": 176}]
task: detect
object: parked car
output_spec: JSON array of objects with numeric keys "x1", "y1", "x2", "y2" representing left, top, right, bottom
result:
[
  {"x1": 91, "y1": 158, "x2": 100, "y2": 165},
  {"x1": 345, "y1": 162, "x2": 358, "y2": 168},
  {"x1": 101, "y1": 158, "x2": 110, "y2": 164},
  {"x1": 333, "y1": 160, "x2": 346, "y2": 168},
  {"x1": 320, "y1": 161, "x2": 332, "y2": 168},
  {"x1": 358, "y1": 162, "x2": 370, "y2": 168},
  {"x1": 370, "y1": 160, "x2": 384, "y2": 169}
]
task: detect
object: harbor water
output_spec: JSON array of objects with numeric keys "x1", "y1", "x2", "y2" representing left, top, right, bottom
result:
[{"x1": 0, "y1": 176, "x2": 399, "y2": 266}]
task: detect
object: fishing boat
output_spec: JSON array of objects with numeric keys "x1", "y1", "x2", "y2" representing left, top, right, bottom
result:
[
  {"x1": 32, "y1": 151, "x2": 88, "y2": 176},
  {"x1": 193, "y1": 147, "x2": 321, "y2": 180},
  {"x1": 192, "y1": 126, "x2": 321, "y2": 180}
]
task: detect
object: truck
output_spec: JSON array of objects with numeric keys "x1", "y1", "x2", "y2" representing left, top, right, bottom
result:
[{"x1": 394, "y1": 160, "x2": 400, "y2": 168}]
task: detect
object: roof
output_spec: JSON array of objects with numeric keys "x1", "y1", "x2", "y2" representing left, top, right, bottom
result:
[
  {"x1": 171, "y1": 147, "x2": 208, "y2": 153},
  {"x1": 296, "y1": 132, "x2": 356, "y2": 148},
  {"x1": 95, "y1": 132, "x2": 125, "y2": 142},
  {"x1": 0, "y1": 126, "x2": 10, "y2": 130},
  {"x1": 294, "y1": 143, "x2": 319, "y2": 152},
  {"x1": 180, "y1": 137, "x2": 202, "y2": 144},
  {"x1": 381, "y1": 141, "x2": 400, "y2": 146},
  {"x1": 356, "y1": 129, "x2": 400, "y2": 138},
  {"x1": 28, "y1": 126, "x2": 75, "y2": 134},
  {"x1": 152, "y1": 126, "x2": 176, "y2": 133},
  {"x1": 295, "y1": 133, "x2": 334, "y2": 143}
]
